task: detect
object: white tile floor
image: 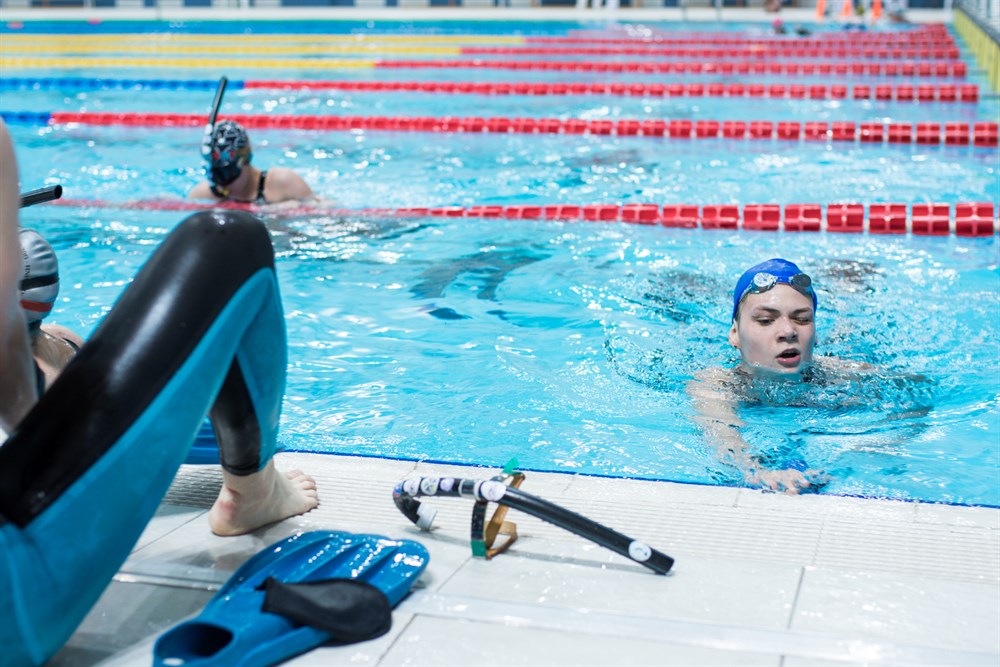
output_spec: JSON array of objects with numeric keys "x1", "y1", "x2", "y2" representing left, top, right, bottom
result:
[{"x1": 49, "y1": 452, "x2": 999, "y2": 667}]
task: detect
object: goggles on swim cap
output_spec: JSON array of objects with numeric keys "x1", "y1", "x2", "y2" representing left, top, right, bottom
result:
[
  {"x1": 732, "y1": 258, "x2": 816, "y2": 321},
  {"x1": 18, "y1": 228, "x2": 59, "y2": 328},
  {"x1": 204, "y1": 120, "x2": 251, "y2": 188}
]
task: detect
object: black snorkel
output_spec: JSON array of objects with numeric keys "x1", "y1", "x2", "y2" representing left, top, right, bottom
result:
[
  {"x1": 203, "y1": 76, "x2": 232, "y2": 197},
  {"x1": 18, "y1": 185, "x2": 62, "y2": 209},
  {"x1": 204, "y1": 76, "x2": 228, "y2": 154},
  {"x1": 393, "y1": 467, "x2": 674, "y2": 575}
]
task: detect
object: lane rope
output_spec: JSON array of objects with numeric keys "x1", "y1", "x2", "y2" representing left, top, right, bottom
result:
[
  {"x1": 5, "y1": 111, "x2": 995, "y2": 148},
  {"x1": 1, "y1": 77, "x2": 981, "y2": 103},
  {"x1": 42, "y1": 198, "x2": 999, "y2": 237},
  {"x1": 0, "y1": 56, "x2": 969, "y2": 78}
]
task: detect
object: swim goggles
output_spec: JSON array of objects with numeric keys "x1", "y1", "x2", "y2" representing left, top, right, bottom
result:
[{"x1": 737, "y1": 271, "x2": 814, "y2": 304}]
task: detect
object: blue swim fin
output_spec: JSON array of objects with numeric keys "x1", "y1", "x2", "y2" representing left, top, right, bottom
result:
[{"x1": 153, "y1": 531, "x2": 429, "y2": 667}]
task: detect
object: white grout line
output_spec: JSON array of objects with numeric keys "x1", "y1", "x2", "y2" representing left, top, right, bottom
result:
[{"x1": 399, "y1": 591, "x2": 1000, "y2": 666}]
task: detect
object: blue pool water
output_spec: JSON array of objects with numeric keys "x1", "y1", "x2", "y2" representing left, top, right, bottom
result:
[{"x1": 4, "y1": 20, "x2": 999, "y2": 506}]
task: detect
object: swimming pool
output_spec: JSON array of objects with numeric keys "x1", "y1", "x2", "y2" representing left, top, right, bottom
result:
[{"x1": 3, "y1": 19, "x2": 998, "y2": 507}]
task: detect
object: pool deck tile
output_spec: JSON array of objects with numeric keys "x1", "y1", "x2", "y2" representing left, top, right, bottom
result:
[
  {"x1": 793, "y1": 567, "x2": 1000, "y2": 653},
  {"x1": 376, "y1": 616, "x2": 783, "y2": 667},
  {"x1": 50, "y1": 452, "x2": 1000, "y2": 667}
]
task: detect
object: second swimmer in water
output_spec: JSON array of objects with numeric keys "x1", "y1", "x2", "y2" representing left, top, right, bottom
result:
[
  {"x1": 18, "y1": 227, "x2": 85, "y2": 393},
  {"x1": 189, "y1": 120, "x2": 315, "y2": 206}
]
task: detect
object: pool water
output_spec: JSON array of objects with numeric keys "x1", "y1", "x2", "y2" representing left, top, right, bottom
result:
[{"x1": 4, "y1": 20, "x2": 999, "y2": 506}]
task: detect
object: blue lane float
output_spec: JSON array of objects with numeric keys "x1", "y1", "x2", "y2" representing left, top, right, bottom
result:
[
  {"x1": 0, "y1": 77, "x2": 245, "y2": 92},
  {"x1": 0, "y1": 111, "x2": 52, "y2": 125}
]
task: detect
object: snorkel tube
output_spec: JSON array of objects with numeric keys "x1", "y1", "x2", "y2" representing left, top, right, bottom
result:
[
  {"x1": 18, "y1": 185, "x2": 62, "y2": 209},
  {"x1": 393, "y1": 473, "x2": 674, "y2": 575},
  {"x1": 201, "y1": 75, "x2": 228, "y2": 162}
]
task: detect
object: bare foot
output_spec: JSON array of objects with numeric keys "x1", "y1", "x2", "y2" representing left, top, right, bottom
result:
[{"x1": 208, "y1": 460, "x2": 319, "y2": 536}]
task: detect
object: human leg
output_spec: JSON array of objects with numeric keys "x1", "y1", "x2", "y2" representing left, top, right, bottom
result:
[{"x1": 0, "y1": 210, "x2": 316, "y2": 666}]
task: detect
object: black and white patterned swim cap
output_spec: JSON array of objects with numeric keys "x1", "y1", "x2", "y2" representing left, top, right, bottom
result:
[{"x1": 19, "y1": 228, "x2": 59, "y2": 326}]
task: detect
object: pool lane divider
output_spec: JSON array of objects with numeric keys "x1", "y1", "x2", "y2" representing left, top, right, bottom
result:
[
  {"x1": 9, "y1": 111, "x2": 997, "y2": 147},
  {"x1": 2, "y1": 78, "x2": 981, "y2": 104},
  {"x1": 456, "y1": 46, "x2": 964, "y2": 59},
  {"x1": 0, "y1": 57, "x2": 970, "y2": 78},
  {"x1": 45, "y1": 198, "x2": 999, "y2": 237}
]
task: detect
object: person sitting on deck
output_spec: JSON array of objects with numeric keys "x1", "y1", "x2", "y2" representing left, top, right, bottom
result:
[
  {"x1": 0, "y1": 119, "x2": 319, "y2": 667},
  {"x1": 188, "y1": 119, "x2": 315, "y2": 206}
]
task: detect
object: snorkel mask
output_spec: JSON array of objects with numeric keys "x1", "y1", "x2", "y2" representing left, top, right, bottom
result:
[
  {"x1": 204, "y1": 120, "x2": 251, "y2": 195},
  {"x1": 732, "y1": 258, "x2": 816, "y2": 321}
]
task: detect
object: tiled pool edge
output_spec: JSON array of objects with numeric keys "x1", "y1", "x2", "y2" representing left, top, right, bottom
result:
[{"x1": 51, "y1": 451, "x2": 999, "y2": 666}]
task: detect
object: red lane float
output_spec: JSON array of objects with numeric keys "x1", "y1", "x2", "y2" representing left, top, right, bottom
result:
[
  {"x1": 374, "y1": 59, "x2": 969, "y2": 78},
  {"x1": 460, "y1": 46, "x2": 962, "y2": 59},
  {"x1": 48, "y1": 198, "x2": 997, "y2": 237},
  {"x1": 45, "y1": 112, "x2": 1000, "y2": 147},
  {"x1": 244, "y1": 80, "x2": 980, "y2": 103}
]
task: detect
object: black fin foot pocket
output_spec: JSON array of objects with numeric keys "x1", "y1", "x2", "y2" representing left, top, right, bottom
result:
[{"x1": 261, "y1": 577, "x2": 393, "y2": 644}]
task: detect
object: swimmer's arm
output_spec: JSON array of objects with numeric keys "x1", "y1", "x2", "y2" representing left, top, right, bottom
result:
[
  {"x1": 0, "y1": 120, "x2": 38, "y2": 431},
  {"x1": 686, "y1": 370, "x2": 754, "y2": 467},
  {"x1": 686, "y1": 369, "x2": 816, "y2": 494}
]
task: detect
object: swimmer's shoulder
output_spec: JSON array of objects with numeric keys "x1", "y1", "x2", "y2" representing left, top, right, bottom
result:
[
  {"x1": 813, "y1": 355, "x2": 875, "y2": 375},
  {"x1": 42, "y1": 323, "x2": 84, "y2": 349},
  {"x1": 264, "y1": 167, "x2": 314, "y2": 204},
  {"x1": 810, "y1": 356, "x2": 933, "y2": 387},
  {"x1": 188, "y1": 181, "x2": 220, "y2": 201}
]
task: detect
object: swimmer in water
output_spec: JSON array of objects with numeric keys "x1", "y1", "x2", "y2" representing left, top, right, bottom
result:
[
  {"x1": 687, "y1": 258, "x2": 876, "y2": 493},
  {"x1": 188, "y1": 119, "x2": 315, "y2": 206},
  {"x1": 17, "y1": 228, "x2": 85, "y2": 393}
]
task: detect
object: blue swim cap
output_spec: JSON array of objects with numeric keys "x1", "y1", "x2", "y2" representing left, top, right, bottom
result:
[{"x1": 732, "y1": 258, "x2": 817, "y2": 321}]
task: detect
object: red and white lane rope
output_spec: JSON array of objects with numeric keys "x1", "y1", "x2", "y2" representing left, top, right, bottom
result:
[
  {"x1": 374, "y1": 59, "x2": 969, "y2": 78},
  {"x1": 47, "y1": 199, "x2": 998, "y2": 237},
  {"x1": 246, "y1": 80, "x2": 982, "y2": 103},
  {"x1": 44, "y1": 112, "x2": 1000, "y2": 147}
]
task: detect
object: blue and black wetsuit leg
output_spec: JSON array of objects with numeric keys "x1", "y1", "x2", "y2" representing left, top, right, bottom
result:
[{"x1": 0, "y1": 210, "x2": 287, "y2": 667}]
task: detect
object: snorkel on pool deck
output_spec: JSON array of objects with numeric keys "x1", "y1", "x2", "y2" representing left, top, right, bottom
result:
[{"x1": 393, "y1": 461, "x2": 674, "y2": 575}]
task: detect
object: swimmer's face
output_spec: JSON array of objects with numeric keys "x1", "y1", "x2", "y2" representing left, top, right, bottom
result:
[{"x1": 729, "y1": 284, "x2": 815, "y2": 376}]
